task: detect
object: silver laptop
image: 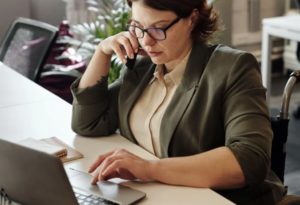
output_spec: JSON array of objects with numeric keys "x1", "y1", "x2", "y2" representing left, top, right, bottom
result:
[{"x1": 0, "y1": 138, "x2": 146, "y2": 205}]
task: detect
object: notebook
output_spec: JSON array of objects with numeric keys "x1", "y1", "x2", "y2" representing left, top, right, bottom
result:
[
  {"x1": 18, "y1": 137, "x2": 67, "y2": 158},
  {"x1": 0, "y1": 138, "x2": 146, "y2": 205}
]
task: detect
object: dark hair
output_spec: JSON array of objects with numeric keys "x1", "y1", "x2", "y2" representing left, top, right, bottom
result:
[{"x1": 126, "y1": 0, "x2": 220, "y2": 43}]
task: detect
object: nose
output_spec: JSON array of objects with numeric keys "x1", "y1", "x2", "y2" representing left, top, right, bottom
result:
[{"x1": 140, "y1": 32, "x2": 156, "y2": 47}]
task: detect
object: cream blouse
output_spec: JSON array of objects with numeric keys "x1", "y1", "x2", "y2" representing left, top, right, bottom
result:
[{"x1": 129, "y1": 50, "x2": 191, "y2": 157}]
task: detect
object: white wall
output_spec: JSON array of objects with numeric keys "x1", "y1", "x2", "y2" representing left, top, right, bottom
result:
[
  {"x1": 210, "y1": 0, "x2": 281, "y2": 45},
  {"x1": 214, "y1": 0, "x2": 233, "y2": 45},
  {"x1": 0, "y1": 0, "x2": 65, "y2": 43},
  {"x1": 30, "y1": 0, "x2": 65, "y2": 26},
  {"x1": 0, "y1": 0, "x2": 31, "y2": 42}
]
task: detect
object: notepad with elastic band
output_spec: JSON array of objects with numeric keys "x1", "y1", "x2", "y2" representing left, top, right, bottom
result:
[
  {"x1": 18, "y1": 137, "x2": 83, "y2": 163},
  {"x1": 18, "y1": 137, "x2": 67, "y2": 158},
  {"x1": 41, "y1": 137, "x2": 84, "y2": 163}
]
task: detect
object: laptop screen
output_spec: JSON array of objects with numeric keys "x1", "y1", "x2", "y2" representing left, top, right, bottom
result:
[
  {"x1": 0, "y1": 138, "x2": 79, "y2": 205},
  {"x1": 0, "y1": 138, "x2": 146, "y2": 205}
]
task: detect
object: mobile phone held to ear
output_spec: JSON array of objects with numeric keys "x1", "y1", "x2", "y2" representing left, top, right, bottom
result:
[
  {"x1": 125, "y1": 47, "x2": 148, "y2": 70},
  {"x1": 125, "y1": 53, "x2": 137, "y2": 70}
]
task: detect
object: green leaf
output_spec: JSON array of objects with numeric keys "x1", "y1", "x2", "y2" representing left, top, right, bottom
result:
[{"x1": 74, "y1": 0, "x2": 130, "y2": 84}]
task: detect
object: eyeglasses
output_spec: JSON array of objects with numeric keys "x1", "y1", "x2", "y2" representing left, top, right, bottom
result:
[{"x1": 127, "y1": 17, "x2": 181, "y2": 41}]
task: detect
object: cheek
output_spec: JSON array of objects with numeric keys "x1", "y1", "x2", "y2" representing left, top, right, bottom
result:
[{"x1": 160, "y1": 32, "x2": 188, "y2": 56}]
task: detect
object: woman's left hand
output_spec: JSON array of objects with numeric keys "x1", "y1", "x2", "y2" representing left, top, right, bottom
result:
[{"x1": 88, "y1": 149, "x2": 154, "y2": 185}]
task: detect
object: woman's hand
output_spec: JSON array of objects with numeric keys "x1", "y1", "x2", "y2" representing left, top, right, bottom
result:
[
  {"x1": 99, "y1": 31, "x2": 140, "y2": 64},
  {"x1": 88, "y1": 149, "x2": 154, "y2": 185},
  {"x1": 88, "y1": 147, "x2": 245, "y2": 189},
  {"x1": 78, "y1": 31, "x2": 140, "y2": 88}
]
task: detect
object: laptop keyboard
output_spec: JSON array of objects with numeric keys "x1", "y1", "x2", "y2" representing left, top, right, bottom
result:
[{"x1": 75, "y1": 191, "x2": 119, "y2": 205}]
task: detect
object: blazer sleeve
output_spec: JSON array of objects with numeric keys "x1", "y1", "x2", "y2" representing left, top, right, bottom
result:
[
  {"x1": 70, "y1": 68, "x2": 125, "y2": 137},
  {"x1": 222, "y1": 52, "x2": 273, "y2": 185}
]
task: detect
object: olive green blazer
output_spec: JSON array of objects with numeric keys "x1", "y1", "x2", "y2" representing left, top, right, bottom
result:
[{"x1": 71, "y1": 42, "x2": 285, "y2": 204}]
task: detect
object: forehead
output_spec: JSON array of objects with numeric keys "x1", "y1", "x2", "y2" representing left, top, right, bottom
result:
[{"x1": 131, "y1": 1, "x2": 176, "y2": 26}]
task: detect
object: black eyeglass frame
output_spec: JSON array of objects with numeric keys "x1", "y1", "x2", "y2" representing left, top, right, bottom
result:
[{"x1": 127, "y1": 17, "x2": 181, "y2": 41}]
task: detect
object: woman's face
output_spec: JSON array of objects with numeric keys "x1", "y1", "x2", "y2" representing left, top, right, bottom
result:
[{"x1": 131, "y1": 2, "x2": 194, "y2": 69}]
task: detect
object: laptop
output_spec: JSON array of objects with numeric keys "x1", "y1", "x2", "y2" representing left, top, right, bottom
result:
[{"x1": 0, "y1": 138, "x2": 146, "y2": 205}]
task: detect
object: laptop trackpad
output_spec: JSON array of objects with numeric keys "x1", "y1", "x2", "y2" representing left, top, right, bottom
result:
[{"x1": 67, "y1": 168, "x2": 146, "y2": 205}]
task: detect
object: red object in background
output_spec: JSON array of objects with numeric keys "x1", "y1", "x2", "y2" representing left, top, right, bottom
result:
[
  {"x1": 38, "y1": 20, "x2": 86, "y2": 104},
  {"x1": 44, "y1": 20, "x2": 79, "y2": 66},
  {"x1": 58, "y1": 20, "x2": 73, "y2": 37}
]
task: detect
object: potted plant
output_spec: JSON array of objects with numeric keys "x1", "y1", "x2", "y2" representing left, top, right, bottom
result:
[{"x1": 71, "y1": 0, "x2": 130, "y2": 84}]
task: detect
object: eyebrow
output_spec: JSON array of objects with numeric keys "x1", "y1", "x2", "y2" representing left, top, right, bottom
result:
[{"x1": 130, "y1": 18, "x2": 171, "y2": 27}]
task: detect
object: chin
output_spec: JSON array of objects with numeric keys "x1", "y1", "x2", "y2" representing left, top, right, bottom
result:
[{"x1": 149, "y1": 56, "x2": 167, "y2": 65}]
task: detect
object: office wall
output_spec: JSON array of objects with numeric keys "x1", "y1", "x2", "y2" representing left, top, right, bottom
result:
[
  {"x1": 30, "y1": 0, "x2": 65, "y2": 26},
  {"x1": 213, "y1": 0, "x2": 285, "y2": 46},
  {"x1": 0, "y1": 0, "x2": 31, "y2": 42},
  {"x1": 0, "y1": 0, "x2": 65, "y2": 43},
  {"x1": 214, "y1": 0, "x2": 233, "y2": 45}
]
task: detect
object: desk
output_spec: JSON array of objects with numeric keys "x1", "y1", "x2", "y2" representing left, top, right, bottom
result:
[
  {"x1": 0, "y1": 63, "x2": 234, "y2": 204},
  {"x1": 0, "y1": 62, "x2": 58, "y2": 108},
  {"x1": 261, "y1": 15, "x2": 300, "y2": 104}
]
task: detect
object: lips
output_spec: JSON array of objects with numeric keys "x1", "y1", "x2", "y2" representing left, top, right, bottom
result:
[{"x1": 147, "y1": 51, "x2": 162, "y2": 57}]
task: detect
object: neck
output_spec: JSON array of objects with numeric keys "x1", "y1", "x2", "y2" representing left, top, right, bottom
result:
[{"x1": 165, "y1": 41, "x2": 192, "y2": 72}]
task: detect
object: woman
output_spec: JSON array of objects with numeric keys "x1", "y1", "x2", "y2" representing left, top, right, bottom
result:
[{"x1": 71, "y1": 0, "x2": 285, "y2": 204}]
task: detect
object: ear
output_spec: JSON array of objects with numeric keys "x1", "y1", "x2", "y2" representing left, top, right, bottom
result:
[{"x1": 189, "y1": 9, "x2": 200, "y2": 29}]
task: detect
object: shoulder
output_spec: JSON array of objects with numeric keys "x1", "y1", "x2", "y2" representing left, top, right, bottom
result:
[
  {"x1": 212, "y1": 44, "x2": 258, "y2": 65},
  {"x1": 188, "y1": 42, "x2": 258, "y2": 75},
  {"x1": 200, "y1": 44, "x2": 263, "y2": 92},
  {"x1": 206, "y1": 44, "x2": 260, "y2": 76}
]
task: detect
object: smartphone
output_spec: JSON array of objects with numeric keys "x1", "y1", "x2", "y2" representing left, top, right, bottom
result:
[
  {"x1": 125, "y1": 53, "x2": 137, "y2": 70},
  {"x1": 125, "y1": 47, "x2": 148, "y2": 70}
]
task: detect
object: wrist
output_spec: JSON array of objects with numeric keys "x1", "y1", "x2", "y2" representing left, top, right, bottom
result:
[
  {"x1": 97, "y1": 42, "x2": 113, "y2": 56},
  {"x1": 146, "y1": 160, "x2": 160, "y2": 181}
]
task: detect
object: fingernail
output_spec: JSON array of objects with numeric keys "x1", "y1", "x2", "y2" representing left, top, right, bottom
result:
[{"x1": 91, "y1": 179, "x2": 96, "y2": 185}]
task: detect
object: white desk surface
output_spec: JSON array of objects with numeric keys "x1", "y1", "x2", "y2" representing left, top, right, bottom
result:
[
  {"x1": 263, "y1": 15, "x2": 300, "y2": 31},
  {"x1": 0, "y1": 63, "x2": 234, "y2": 205},
  {"x1": 261, "y1": 15, "x2": 300, "y2": 104},
  {"x1": 0, "y1": 62, "x2": 59, "y2": 108}
]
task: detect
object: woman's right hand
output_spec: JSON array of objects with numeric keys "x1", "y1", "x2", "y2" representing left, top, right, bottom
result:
[
  {"x1": 78, "y1": 31, "x2": 141, "y2": 88},
  {"x1": 78, "y1": 31, "x2": 140, "y2": 88},
  {"x1": 98, "y1": 31, "x2": 140, "y2": 64}
]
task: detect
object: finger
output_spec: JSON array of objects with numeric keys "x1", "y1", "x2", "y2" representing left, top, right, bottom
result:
[
  {"x1": 88, "y1": 151, "x2": 114, "y2": 173},
  {"x1": 101, "y1": 171, "x2": 119, "y2": 181},
  {"x1": 112, "y1": 43, "x2": 127, "y2": 64},
  {"x1": 124, "y1": 32, "x2": 139, "y2": 54},
  {"x1": 102, "y1": 159, "x2": 128, "y2": 179},
  {"x1": 91, "y1": 165, "x2": 120, "y2": 184},
  {"x1": 118, "y1": 35, "x2": 135, "y2": 59},
  {"x1": 91, "y1": 171, "x2": 100, "y2": 185},
  {"x1": 91, "y1": 168, "x2": 113, "y2": 184},
  {"x1": 98, "y1": 154, "x2": 124, "y2": 175}
]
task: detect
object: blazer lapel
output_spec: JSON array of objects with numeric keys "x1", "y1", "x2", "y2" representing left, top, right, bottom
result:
[
  {"x1": 118, "y1": 61, "x2": 156, "y2": 143},
  {"x1": 160, "y1": 43, "x2": 216, "y2": 157}
]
